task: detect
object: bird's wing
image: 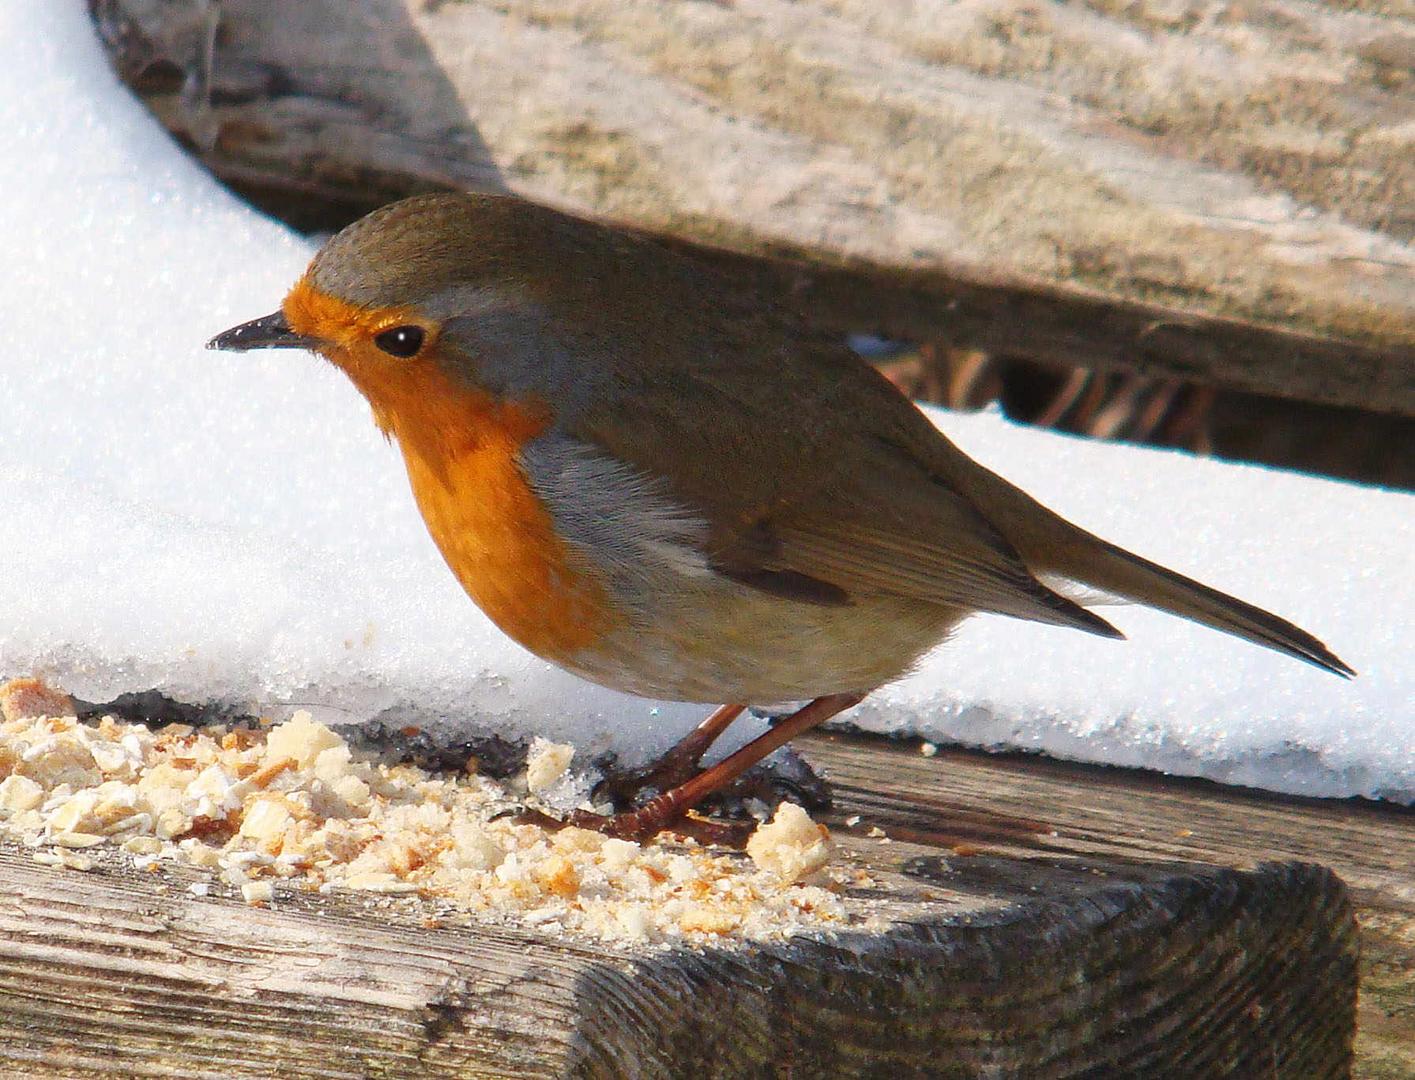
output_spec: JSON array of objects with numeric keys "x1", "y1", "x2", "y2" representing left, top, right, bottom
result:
[
  {"x1": 727, "y1": 442, "x2": 1120, "y2": 634},
  {"x1": 555, "y1": 323, "x2": 1117, "y2": 637}
]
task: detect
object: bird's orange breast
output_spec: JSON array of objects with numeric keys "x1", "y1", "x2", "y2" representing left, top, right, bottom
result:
[
  {"x1": 400, "y1": 422, "x2": 621, "y2": 662},
  {"x1": 283, "y1": 280, "x2": 619, "y2": 661}
]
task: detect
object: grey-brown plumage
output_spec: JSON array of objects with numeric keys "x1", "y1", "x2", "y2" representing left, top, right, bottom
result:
[{"x1": 302, "y1": 193, "x2": 1350, "y2": 687}]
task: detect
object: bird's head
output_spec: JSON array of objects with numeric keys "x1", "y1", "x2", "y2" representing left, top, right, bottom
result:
[{"x1": 208, "y1": 193, "x2": 584, "y2": 452}]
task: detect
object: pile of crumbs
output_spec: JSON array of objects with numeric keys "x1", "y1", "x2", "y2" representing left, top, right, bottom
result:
[{"x1": 0, "y1": 680, "x2": 856, "y2": 944}]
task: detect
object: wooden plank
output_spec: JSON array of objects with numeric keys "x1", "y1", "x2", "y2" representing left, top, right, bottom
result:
[
  {"x1": 90, "y1": 0, "x2": 1415, "y2": 413},
  {"x1": 801, "y1": 731, "x2": 1415, "y2": 1079},
  {"x1": 0, "y1": 728, "x2": 1369, "y2": 1079}
]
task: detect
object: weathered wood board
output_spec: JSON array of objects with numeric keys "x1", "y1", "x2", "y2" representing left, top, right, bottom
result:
[
  {"x1": 0, "y1": 729, "x2": 1392, "y2": 1079},
  {"x1": 91, "y1": 0, "x2": 1415, "y2": 412},
  {"x1": 809, "y1": 733, "x2": 1415, "y2": 1079}
]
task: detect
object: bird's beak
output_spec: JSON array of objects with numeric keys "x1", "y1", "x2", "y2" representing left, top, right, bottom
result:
[{"x1": 206, "y1": 311, "x2": 318, "y2": 353}]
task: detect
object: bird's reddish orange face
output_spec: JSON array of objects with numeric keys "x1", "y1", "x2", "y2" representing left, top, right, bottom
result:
[
  {"x1": 280, "y1": 275, "x2": 543, "y2": 458},
  {"x1": 282, "y1": 278, "x2": 446, "y2": 442}
]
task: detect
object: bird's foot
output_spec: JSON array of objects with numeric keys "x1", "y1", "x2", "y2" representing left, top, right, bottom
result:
[
  {"x1": 595, "y1": 748, "x2": 708, "y2": 809},
  {"x1": 503, "y1": 696, "x2": 860, "y2": 848},
  {"x1": 598, "y1": 702, "x2": 747, "y2": 809}
]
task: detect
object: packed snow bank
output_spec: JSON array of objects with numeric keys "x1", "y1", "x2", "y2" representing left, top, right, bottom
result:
[{"x1": 1, "y1": 2, "x2": 1410, "y2": 801}]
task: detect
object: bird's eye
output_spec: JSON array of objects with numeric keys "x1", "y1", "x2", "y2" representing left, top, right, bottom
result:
[{"x1": 373, "y1": 325, "x2": 425, "y2": 358}]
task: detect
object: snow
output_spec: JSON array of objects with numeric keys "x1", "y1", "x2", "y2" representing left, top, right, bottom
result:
[{"x1": 2, "y1": 2, "x2": 1411, "y2": 802}]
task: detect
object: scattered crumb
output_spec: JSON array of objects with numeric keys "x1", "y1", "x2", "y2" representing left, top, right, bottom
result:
[
  {"x1": 844, "y1": 814, "x2": 862, "y2": 827},
  {"x1": 0, "y1": 677, "x2": 74, "y2": 723},
  {"x1": 0, "y1": 775, "x2": 43, "y2": 813},
  {"x1": 919, "y1": 741, "x2": 939, "y2": 757},
  {"x1": 679, "y1": 904, "x2": 740, "y2": 936},
  {"x1": 524, "y1": 737, "x2": 575, "y2": 794},
  {"x1": 264, "y1": 711, "x2": 340, "y2": 769},
  {"x1": 867, "y1": 826, "x2": 888, "y2": 839},
  {"x1": 32, "y1": 848, "x2": 92, "y2": 871},
  {"x1": 746, "y1": 802, "x2": 831, "y2": 883},
  {"x1": 0, "y1": 684, "x2": 855, "y2": 944}
]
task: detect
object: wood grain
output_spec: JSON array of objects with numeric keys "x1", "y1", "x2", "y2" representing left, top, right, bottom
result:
[
  {"x1": 803, "y1": 731, "x2": 1415, "y2": 1079},
  {"x1": 0, "y1": 728, "x2": 1380, "y2": 1078},
  {"x1": 89, "y1": 0, "x2": 1414, "y2": 413}
]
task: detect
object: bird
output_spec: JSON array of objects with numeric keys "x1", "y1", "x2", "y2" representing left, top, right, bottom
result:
[{"x1": 209, "y1": 192, "x2": 1353, "y2": 842}]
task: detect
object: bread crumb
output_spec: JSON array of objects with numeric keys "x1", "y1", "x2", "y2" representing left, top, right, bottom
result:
[
  {"x1": 33, "y1": 848, "x2": 92, "y2": 870},
  {"x1": 525, "y1": 738, "x2": 575, "y2": 794},
  {"x1": 679, "y1": 904, "x2": 740, "y2": 935},
  {"x1": 179, "y1": 837, "x2": 222, "y2": 868},
  {"x1": 52, "y1": 831, "x2": 105, "y2": 849},
  {"x1": 920, "y1": 741, "x2": 939, "y2": 757},
  {"x1": 245, "y1": 757, "x2": 296, "y2": 791},
  {"x1": 443, "y1": 822, "x2": 504, "y2": 872},
  {"x1": 746, "y1": 802, "x2": 831, "y2": 883},
  {"x1": 535, "y1": 854, "x2": 580, "y2": 899},
  {"x1": 0, "y1": 699, "x2": 851, "y2": 944},
  {"x1": 340, "y1": 872, "x2": 421, "y2": 895},
  {"x1": 264, "y1": 712, "x2": 343, "y2": 770},
  {"x1": 0, "y1": 774, "x2": 43, "y2": 814},
  {"x1": 239, "y1": 795, "x2": 294, "y2": 849},
  {"x1": 0, "y1": 677, "x2": 75, "y2": 722},
  {"x1": 613, "y1": 906, "x2": 649, "y2": 941},
  {"x1": 599, "y1": 838, "x2": 640, "y2": 873}
]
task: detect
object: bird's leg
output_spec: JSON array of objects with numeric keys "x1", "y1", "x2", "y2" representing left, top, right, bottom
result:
[
  {"x1": 563, "y1": 691, "x2": 866, "y2": 844},
  {"x1": 599, "y1": 703, "x2": 746, "y2": 806}
]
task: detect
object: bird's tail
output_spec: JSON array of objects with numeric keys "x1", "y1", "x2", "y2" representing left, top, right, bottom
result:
[{"x1": 964, "y1": 462, "x2": 1355, "y2": 678}]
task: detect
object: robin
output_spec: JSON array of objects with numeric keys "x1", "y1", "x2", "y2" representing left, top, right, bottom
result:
[{"x1": 210, "y1": 193, "x2": 1352, "y2": 842}]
